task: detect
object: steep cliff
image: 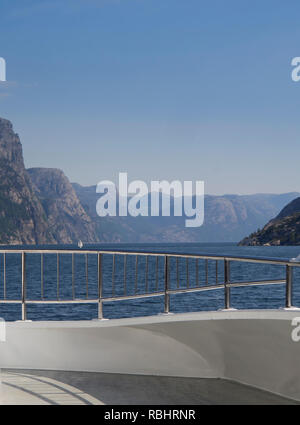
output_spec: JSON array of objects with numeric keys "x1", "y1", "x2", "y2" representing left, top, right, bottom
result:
[
  {"x1": 0, "y1": 118, "x2": 54, "y2": 244},
  {"x1": 28, "y1": 168, "x2": 100, "y2": 244}
]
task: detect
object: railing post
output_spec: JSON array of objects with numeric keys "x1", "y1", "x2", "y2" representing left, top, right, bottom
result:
[
  {"x1": 98, "y1": 253, "x2": 103, "y2": 319},
  {"x1": 72, "y1": 253, "x2": 75, "y2": 299},
  {"x1": 21, "y1": 252, "x2": 27, "y2": 321},
  {"x1": 164, "y1": 256, "x2": 170, "y2": 314},
  {"x1": 3, "y1": 252, "x2": 6, "y2": 300},
  {"x1": 41, "y1": 253, "x2": 44, "y2": 300},
  {"x1": 286, "y1": 264, "x2": 293, "y2": 309},
  {"x1": 57, "y1": 253, "x2": 60, "y2": 300},
  {"x1": 224, "y1": 259, "x2": 230, "y2": 310}
]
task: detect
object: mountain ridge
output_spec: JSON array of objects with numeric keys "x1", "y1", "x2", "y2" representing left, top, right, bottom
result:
[
  {"x1": 73, "y1": 183, "x2": 299, "y2": 243},
  {"x1": 28, "y1": 168, "x2": 100, "y2": 244},
  {"x1": 239, "y1": 196, "x2": 300, "y2": 246},
  {"x1": 0, "y1": 116, "x2": 298, "y2": 245}
]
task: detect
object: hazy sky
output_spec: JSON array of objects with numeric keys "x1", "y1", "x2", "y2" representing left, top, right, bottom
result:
[{"x1": 0, "y1": 0, "x2": 300, "y2": 195}]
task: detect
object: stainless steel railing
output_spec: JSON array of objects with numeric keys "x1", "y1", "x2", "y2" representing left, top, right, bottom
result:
[{"x1": 0, "y1": 249, "x2": 299, "y2": 321}]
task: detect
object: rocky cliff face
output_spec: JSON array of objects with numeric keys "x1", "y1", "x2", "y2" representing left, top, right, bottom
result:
[
  {"x1": 239, "y1": 197, "x2": 300, "y2": 246},
  {"x1": 0, "y1": 118, "x2": 54, "y2": 244},
  {"x1": 28, "y1": 168, "x2": 100, "y2": 244},
  {"x1": 0, "y1": 117, "x2": 99, "y2": 244}
]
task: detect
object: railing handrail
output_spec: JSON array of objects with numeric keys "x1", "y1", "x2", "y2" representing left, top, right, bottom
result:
[{"x1": 0, "y1": 248, "x2": 298, "y2": 266}]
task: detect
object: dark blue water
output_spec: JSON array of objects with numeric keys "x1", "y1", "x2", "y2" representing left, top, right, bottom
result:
[{"x1": 1, "y1": 243, "x2": 300, "y2": 321}]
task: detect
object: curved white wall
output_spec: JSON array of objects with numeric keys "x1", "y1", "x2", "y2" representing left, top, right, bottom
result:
[{"x1": 1, "y1": 310, "x2": 300, "y2": 400}]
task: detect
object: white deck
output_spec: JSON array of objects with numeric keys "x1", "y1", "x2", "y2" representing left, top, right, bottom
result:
[{"x1": 1, "y1": 310, "x2": 300, "y2": 403}]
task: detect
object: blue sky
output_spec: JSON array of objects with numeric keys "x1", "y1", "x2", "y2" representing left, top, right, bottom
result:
[{"x1": 0, "y1": 0, "x2": 300, "y2": 195}]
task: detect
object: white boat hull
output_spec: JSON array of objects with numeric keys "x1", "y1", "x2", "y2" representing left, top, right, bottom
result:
[{"x1": 1, "y1": 310, "x2": 300, "y2": 401}]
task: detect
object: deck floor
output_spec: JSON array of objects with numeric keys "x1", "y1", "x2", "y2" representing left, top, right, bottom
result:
[{"x1": 0, "y1": 369, "x2": 297, "y2": 405}]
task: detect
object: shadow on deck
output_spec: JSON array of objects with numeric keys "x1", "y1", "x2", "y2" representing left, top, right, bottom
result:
[{"x1": 0, "y1": 369, "x2": 297, "y2": 405}]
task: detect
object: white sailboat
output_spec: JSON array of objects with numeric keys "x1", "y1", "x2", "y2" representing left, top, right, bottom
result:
[{"x1": 78, "y1": 240, "x2": 83, "y2": 248}]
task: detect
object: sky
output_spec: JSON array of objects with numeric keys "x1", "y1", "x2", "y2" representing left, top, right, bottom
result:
[{"x1": 0, "y1": 0, "x2": 300, "y2": 195}]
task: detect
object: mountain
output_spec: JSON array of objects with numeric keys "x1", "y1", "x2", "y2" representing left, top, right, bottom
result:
[
  {"x1": 28, "y1": 168, "x2": 100, "y2": 244},
  {"x1": 73, "y1": 183, "x2": 299, "y2": 243},
  {"x1": 277, "y1": 197, "x2": 300, "y2": 220},
  {"x1": 239, "y1": 197, "x2": 300, "y2": 246},
  {"x1": 0, "y1": 117, "x2": 99, "y2": 244},
  {"x1": 0, "y1": 118, "x2": 54, "y2": 244},
  {"x1": 0, "y1": 116, "x2": 298, "y2": 245},
  {"x1": 72, "y1": 183, "x2": 139, "y2": 242}
]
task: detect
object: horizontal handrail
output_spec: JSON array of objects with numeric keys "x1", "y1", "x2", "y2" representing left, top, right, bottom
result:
[
  {"x1": 0, "y1": 248, "x2": 298, "y2": 266},
  {"x1": 0, "y1": 279, "x2": 286, "y2": 303}
]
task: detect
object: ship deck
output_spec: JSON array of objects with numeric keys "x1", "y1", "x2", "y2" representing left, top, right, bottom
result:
[{"x1": 0, "y1": 369, "x2": 297, "y2": 405}]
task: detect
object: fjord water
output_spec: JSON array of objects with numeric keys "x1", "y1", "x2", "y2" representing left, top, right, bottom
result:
[{"x1": 1, "y1": 243, "x2": 300, "y2": 321}]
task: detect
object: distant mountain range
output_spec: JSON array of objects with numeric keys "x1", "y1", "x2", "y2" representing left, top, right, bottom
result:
[
  {"x1": 239, "y1": 197, "x2": 300, "y2": 246},
  {"x1": 73, "y1": 184, "x2": 299, "y2": 243},
  {"x1": 0, "y1": 116, "x2": 298, "y2": 244}
]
